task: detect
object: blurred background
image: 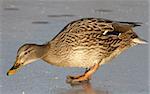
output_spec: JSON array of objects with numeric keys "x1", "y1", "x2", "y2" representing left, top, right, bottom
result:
[{"x1": 1, "y1": 0, "x2": 149, "y2": 94}]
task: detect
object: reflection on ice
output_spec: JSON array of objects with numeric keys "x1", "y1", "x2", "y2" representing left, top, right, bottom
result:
[
  {"x1": 94, "y1": 9, "x2": 113, "y2": 13},
  {"x1": 61, "y1": 82, "x2": 109, "y2": 94},
  {"x1": 47, "y1": 14, "x2": 76, "y2": 18},
  {"x1": 32, "y1": 21, "x2": 49, "y2": 24}
]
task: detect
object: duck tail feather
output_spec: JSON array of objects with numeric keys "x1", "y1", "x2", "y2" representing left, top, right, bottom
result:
[{"x1": 118, "y1": 21, "x2": 143, "y2": 27}]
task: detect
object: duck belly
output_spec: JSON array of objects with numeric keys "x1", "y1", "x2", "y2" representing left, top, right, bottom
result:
[
  {"x1": 62, "y1": 47, "x2": 105, "y2": 68},
  {"x1": 43, "y1": 48, "x2": 102, "y2": 68}
]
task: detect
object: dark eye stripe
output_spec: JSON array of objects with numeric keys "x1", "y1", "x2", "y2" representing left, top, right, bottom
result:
[{"x1": 20, "y1": 48, "x2": 34, "y2": 56}]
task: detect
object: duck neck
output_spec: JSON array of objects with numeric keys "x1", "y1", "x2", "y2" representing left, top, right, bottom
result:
[{"x1": 35, "y1": 44, "x2": 49, "y2": 59}]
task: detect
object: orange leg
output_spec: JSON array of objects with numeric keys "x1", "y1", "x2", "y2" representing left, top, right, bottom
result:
[{"x1": 66, "y1": 63, "x2": 99, "y2": 84}]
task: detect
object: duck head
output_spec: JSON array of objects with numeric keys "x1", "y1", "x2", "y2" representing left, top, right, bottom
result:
[{"x1": 7, "y1": 43, "x2": 47, "y2": 76}]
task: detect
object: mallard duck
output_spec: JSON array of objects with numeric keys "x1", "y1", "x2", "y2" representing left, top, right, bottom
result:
[{"x1": 7, "y1": 18, "x2": 147, "y2": 84}]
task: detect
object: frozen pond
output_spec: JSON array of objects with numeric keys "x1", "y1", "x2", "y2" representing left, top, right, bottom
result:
[{"x1": 1, "y1": 0, "x2": 149, "y2": 94}]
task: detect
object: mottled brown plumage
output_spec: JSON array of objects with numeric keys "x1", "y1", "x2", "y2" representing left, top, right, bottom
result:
[{"x1": 7, "y1": 18, "x2": 147, "y2": 84}]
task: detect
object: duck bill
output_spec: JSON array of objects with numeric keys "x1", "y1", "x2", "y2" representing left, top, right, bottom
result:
[
  {"x1": 7, "y1": 61, "x2": 22, "y2": 76},
  {"x1": 132, "y1": 38, "x2": 148, "y2": 44}
]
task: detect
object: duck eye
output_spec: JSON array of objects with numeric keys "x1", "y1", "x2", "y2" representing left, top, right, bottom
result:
[
  {"x1": 24, "y1": 52, "x2": 28, "y2": 55},
  {"x1": 103, "y1": 31, "x2": 121, "y2": 36}
]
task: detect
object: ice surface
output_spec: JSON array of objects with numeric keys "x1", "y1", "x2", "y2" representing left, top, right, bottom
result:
[{"x1": 1, "y1": 0, "x2": 149, "y2": 94}]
